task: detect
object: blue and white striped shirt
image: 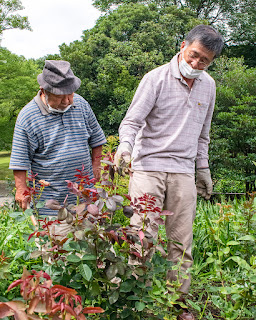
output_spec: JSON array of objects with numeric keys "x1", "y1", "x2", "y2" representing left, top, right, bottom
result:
[{"x1": 9, "y1": 91, "x2": 106, "y2": 215}]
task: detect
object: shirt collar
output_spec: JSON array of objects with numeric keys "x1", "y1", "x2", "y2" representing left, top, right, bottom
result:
[{"x1": 34, "y1": 90, "x2": 76, "y2": 115}]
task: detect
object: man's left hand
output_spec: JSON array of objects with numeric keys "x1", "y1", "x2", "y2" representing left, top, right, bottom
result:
[
  {"x1": 196, "y1": 168, "x2": 213, "y2": 200},
  {"x1": 93, "y1": 166, "x2": 101, "y2": 182}
]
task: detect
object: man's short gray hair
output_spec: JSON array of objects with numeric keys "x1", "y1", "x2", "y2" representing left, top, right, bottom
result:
[{"x1": 185, "y1": 25, "x2": 224, "y2": 57}]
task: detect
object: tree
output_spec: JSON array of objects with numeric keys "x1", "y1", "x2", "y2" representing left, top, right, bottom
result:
[
  {"x1": 59, "y1": 3, "x2": 204, "y2": 134},
  {"x1": 0, "y1": 47, "x2": 40, "y2": 149},
  {"x1": 0, "y1": 0, "x2": 31, "y2": 37},
  {"x1": 92, "y1": 0, "x2": 256, "y2": 51},
  {"x1": 209, "y1": 56, "x2": 256, "y2": 193}
]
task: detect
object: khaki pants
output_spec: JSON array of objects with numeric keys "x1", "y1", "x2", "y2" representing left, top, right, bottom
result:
[{"x1": 129, "y1": 171, "x2": 197, "y2": 293}]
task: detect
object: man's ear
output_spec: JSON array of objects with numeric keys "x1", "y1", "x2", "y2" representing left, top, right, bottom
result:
[{"x1": 180, "y1": 41, "x2": 186, "y2": 51}]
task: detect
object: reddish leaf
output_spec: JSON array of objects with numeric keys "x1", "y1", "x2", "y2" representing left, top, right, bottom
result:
[
  {"x1": 87, "y1": 204, "x2": 99, "y2": 215},
  {"x1": 28, "y1": 297, "x2": 40, "y2": 315},
  {"x1": 83, "y1": 307, "x2": 104, "y2": 314},
  {"x1": 139, "y1": 230, "x2": 144, "y2": 246},
  {"x1": 45, "y1": 199, "x2": 62, "y2": 210},
  {"x1": 124, "y1": 194, "x2": 131, "y2": 201},
  {"x1": 129, "y1": 251, "x2": 142, "y2": 259},
  {"x1": 154, "y1": 217, "x2": 165, "y2": 225},
  {"x1": 7, "y1": 279, "x2": 23, "y2": 291},
  {"x1": 0, "y1": 303, "x2": 14, "y2": 318},
  {"x1": 51, "y1": 285, "x2": 77, "y2": 295},
  {"x1": 13, "y1": 310, "x2": 28, "y2": 320},
  {"x1": 75, "y1": 203, "x2": 86, "y2": 216},
  {"x1": 77, "y1": 314, "x2": 87, "y2": 320}
]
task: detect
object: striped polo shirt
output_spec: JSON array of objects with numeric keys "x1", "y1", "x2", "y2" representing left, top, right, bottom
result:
[{"x1": 9, "y1": 91, "x2": 106, "y2": 215}]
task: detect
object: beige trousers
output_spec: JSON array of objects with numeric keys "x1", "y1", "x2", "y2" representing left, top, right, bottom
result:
[{"x1": 129, "y1": 171, "x2": 197, "y2": 293}]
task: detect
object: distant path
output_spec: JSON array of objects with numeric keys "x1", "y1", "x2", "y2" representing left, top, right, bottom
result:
[{"x1": 0, "y1": 180, "x2": 13, "y2": 206}]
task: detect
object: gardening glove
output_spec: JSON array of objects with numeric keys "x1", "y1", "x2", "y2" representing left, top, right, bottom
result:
[
  {"x1": 196, "y1": 168, "x2": 213, "y2": 200},
  {"x1": 114, "y1": 142, "x2": 132, "y2": 169}
]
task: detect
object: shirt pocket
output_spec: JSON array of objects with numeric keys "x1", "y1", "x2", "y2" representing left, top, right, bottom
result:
[{"x1": 193, "y1": 101, "x2": 208, "y2": 124}]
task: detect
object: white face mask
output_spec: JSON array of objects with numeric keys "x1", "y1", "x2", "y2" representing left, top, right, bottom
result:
[
  {"x1": 48, "y1": 104, "x2": 72, "y2": 113},
  {"x1": 179, "y1": 52, "x2": 204, "y2": 79}
]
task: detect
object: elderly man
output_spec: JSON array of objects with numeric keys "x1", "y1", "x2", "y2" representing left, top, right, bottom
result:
[
  {"x1": 10, "y1": 60, "x2": 106, "y2": 216},
  {"x1": 114, "y1": 25, "x2": 223, "y2": 319}
]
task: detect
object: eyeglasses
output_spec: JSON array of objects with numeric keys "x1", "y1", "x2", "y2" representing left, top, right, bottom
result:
[{"x1": 187, "y1": 51, "x2": 211, "y2": 69}]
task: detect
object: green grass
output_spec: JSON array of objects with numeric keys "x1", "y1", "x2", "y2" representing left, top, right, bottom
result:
[{"x1": 0, "y1": 151, "x2": 13, "y2": 180}]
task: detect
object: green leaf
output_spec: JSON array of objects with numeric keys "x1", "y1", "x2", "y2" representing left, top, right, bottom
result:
[
  {"x1": 134, "y1": 267, "x2": 144, "y2": 276},
  {"x1": 120, "y1": 281, "x2": 134, "y2": 293},
  {"x1": 36, "y1": 201, "x2": 45, "y2": 209},
  {"x1": 127, "y1": 295, "x2": 140, "y2": 300},
  {"x1": 206, "y1": 257, "x2": 215, "y2": 264},
  {"x1": 249, "y1": 275, "x2": 256, "y2": 283},
  {"x1": 238, "y1": 235, "x2": 255, "y2": 241},
  {"x1": 79, "y1": 263, "x2": 92, "y2": 281},
  {"x1": 106, "y1": 264, "x2": 118, "y2": 280},
  {"x1": 69, "y1": 241, "x2": 81, "y2": 251},
  {"x1": 228, "y1": 256, "x2": 251, "y2": 270},
  {"x1": 186, "y1": 299, "x2": 201, "y2": 312},
  {"x1": 135, "y1": 301, "x2": 145, "y2": 311},
  {"x1": 90, "y1": 282, "x2": 101, "y2": 296},
  {"x1": 24, "y1": 209, "x2": 33, "y2": 215},
  {"x1": 120, "y1": 308, "x2": 132, "y2": 318},
  {"x1": 143, "y1": 296, "x2": 154, "y2": 302},
  {"x1": 67, "y1": 254, "x2": 81, "y2": 263},
  {"x1": 82, "y1": 254, "x2": 97, "y2": 261},
  {"x1": 226, "y1": 241, "x2": 240, "y2": 246},
  {"x1": 221, "y1": 247, "x2": 230, "y2": 255},
  {"x1": 109, "y1": 290, "x2": 119, "y2": 305}
]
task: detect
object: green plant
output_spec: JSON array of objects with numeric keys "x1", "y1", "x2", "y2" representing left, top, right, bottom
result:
[{"x1": 12, "y1": 158, "x2": 189, "y2": 319}]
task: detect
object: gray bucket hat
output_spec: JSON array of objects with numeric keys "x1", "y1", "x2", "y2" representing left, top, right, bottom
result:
[{"x1": 37, "y1": 60, "x2": 81, "y2": 95}]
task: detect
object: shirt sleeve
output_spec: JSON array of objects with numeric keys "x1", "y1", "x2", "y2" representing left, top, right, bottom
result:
[
  {"x1": 86, "y1": 102, "x2": 107, "y2": 148},
  {"x1": 9, "y1": 118, "x2": 38, "y2": 171},
  {"x1": 119, "y1": 72, "x2": 157, "y2": 148},
  {"x1": 196, "y1": 81, "x2": 216, "y2": 168}
]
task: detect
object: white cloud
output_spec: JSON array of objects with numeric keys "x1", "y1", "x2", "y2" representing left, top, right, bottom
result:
[{"x1": 1, "y1": 0, "x2": 101, "y2": 59}]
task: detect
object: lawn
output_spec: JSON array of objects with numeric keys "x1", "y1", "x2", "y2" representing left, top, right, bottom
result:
[{"x1": 0, "y1": 151, "x2": 12, "y2": 180}]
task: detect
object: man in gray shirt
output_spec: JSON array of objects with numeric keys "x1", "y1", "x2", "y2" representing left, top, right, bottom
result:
[{"x1": 114, "y1": 25, "x2": 223, "y2": 320}]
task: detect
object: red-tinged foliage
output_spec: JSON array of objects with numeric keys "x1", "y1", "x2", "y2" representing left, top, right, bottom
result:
[
  {"x1": 0, "y1": 251, "x2": 10, "y2": 264},
  {"x1": 139, "y1": 230, "x2": 144, "y2": 246},
  {"x1": 26, "y1": 171, "x2": 38, "y2": 182},
  {"x1": 0, "y1": 301, "x2": 27, "y2": 319},
  {"x1": 4, "y1": 268, "x2": 104, "y2": 319},
  {"x1": 83, "y1": 307, "x2": 104, "y2": 314},
  {"x1": 129, "y1": 251, "x2": 143, "y2": 259}
]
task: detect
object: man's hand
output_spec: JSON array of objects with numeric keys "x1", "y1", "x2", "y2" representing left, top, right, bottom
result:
[
  {"x1": 114, "y1": 142, "x2": 132, "y2": 169},
  {"x1": 196, "y1": 168, "x2": 213, "y2": 200},
  {"x1": 13, "y1": 170, "x2": 30, "y2": 210},
  {"x1": 15, "y1": 186, "x2": 30, "y2": 210},
  {"x1": 92, "y1": 145, "x2": 103, "y2": 182}
]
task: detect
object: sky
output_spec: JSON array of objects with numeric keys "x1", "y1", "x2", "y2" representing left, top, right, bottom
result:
[{"x1": 1, "y1": 0, "x2": 102, "y2": 59}]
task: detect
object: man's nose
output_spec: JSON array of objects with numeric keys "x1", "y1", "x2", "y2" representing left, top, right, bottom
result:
[
  {"x1": 62, "y1": 95, "x2": 70, "y2": 104},
  {"x1": 191, "y1": 59, "x2": 200, "y2": 69}
]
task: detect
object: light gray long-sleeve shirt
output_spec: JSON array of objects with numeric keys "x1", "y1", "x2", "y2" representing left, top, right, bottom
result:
[{"x1": 119, "y1": 53, "x2": 216, "y2": 173}]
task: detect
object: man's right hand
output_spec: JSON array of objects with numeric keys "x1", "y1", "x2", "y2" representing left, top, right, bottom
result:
[
  {"x1": 114, "y1": 142, "x2": 132, "y2": 169},
  {"x1": 13, "y1": 170, "x2": 30, "y2": 211},
  {"x1": 15, "y1": 186, "x2": 30, "y2": 210}
]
